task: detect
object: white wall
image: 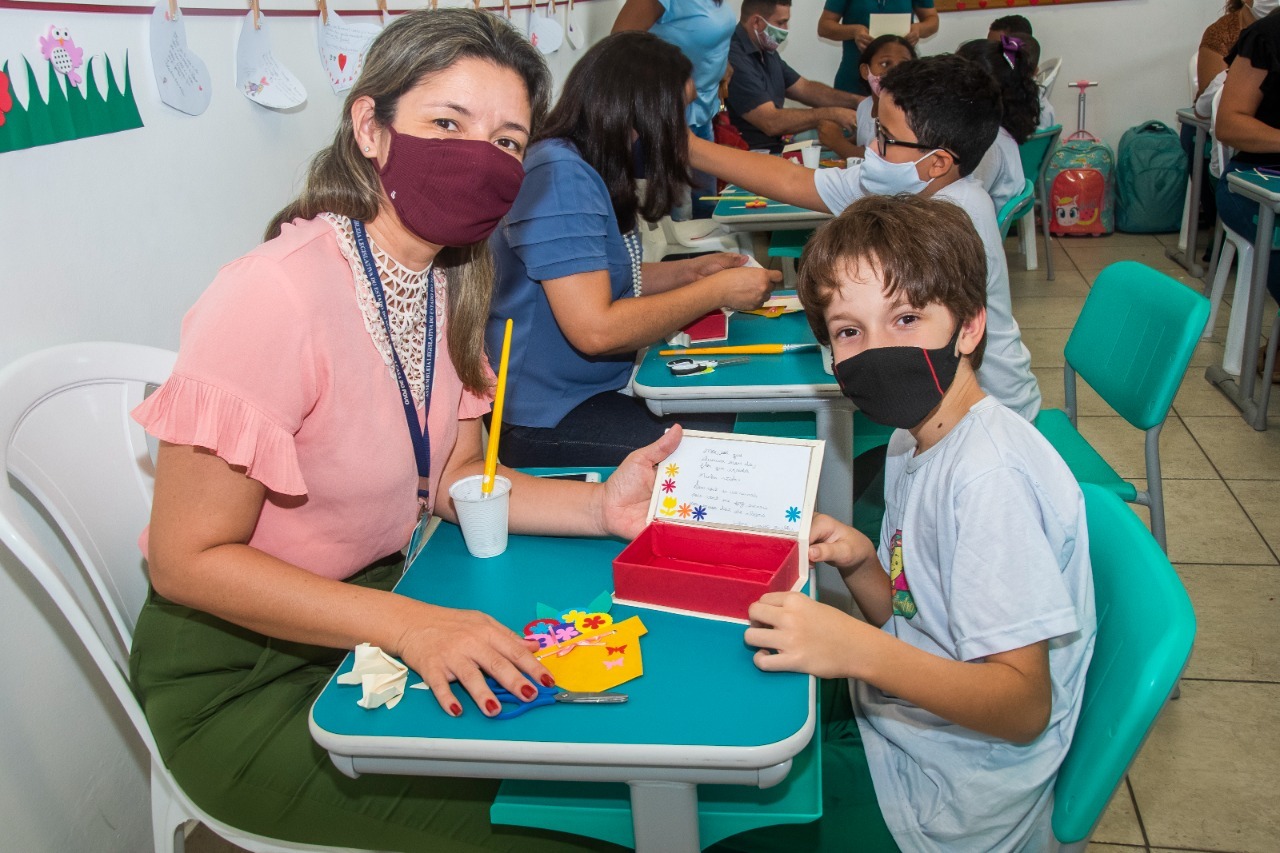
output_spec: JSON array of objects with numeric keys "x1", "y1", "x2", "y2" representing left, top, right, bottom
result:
[{"x1": 0, "y1": 0, "x2": 1220, "y2": 848}]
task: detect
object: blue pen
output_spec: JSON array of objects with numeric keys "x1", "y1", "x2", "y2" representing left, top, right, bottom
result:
[{"x1": 484, "y1": 677, "x2": 627, "y2": 720}]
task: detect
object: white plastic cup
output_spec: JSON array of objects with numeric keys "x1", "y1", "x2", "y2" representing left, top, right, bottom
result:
[
  {"x1": 449, "y1": 474, "x2": 511, "y2": 558},
  {"x1": 801, "y1": 146, "x2": 821, "y2": 169}
]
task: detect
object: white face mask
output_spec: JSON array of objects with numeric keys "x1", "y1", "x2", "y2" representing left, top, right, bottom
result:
[
  {"x1": 857, "y1": 145, "x2": 938, "y2": 196},
  {"x1": 757, "y1": 19, "x2": 789, "y2": 51},
  {"x1": 1253, "y1": 0, "x2": 1279, "y2": 18}
]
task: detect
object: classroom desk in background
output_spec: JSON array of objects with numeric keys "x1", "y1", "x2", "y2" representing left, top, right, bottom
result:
[
  {"x1": 309, "y1": 517, "x2": 816, "y2": 853},
  {"x1": 711, "y1": 185, "x2": 832, "y2": 234},
  {"x1": 629, "y1": 307, "x2": 855, "y2": 607},
  {"x1": 1168, "y1": 107, "x2": 1209, "y2": 278},
  {"x1": 1207, "y1": 169, "x2": 1279, "y2": 431}
]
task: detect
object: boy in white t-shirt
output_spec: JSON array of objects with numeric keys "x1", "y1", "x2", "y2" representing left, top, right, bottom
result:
[
  {"x1": 691, "y1": 54, "x2": 1040, "y2": 421},
  {"x1": 723, "y1": 194, "x2": 1095, "y2": 853}
]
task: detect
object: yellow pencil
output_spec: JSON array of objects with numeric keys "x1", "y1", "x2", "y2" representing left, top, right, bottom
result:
[
  {"x1": 699, "y1": 194, "x2": 767, "y2": 201},
  {"x1": 658, "y1": 343, "x2": 818, "y2": 356},
  {"x1": 482, "y1": 318, "x2": 514, "y2": 496}
]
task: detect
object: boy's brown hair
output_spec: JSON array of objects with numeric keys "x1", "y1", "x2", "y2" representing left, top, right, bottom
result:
[{"x1": 797, "y1": 194, "x2": 989, "y2": 367}]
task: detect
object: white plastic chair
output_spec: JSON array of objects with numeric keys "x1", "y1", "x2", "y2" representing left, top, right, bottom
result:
[
  {"x1": 1205, "y1": 87, "x2": 1252, "y2": 375},
  {"x1": 639, "y1": 216, "x2": 753, "y2": 261},
  {"x1": 1036, "y1": 57, "x2": 1062, "y2": 98},
  {"x1": 0, "y1": 342, "x2": 369, "y2": 853}
]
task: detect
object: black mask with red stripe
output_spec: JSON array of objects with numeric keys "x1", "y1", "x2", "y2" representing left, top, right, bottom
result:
[{"x1": 832, "y1": 326, "x2": 963, "y2": 429}]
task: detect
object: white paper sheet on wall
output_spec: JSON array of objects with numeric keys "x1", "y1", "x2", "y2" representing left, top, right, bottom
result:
[
  {"x1": 317, "y1": 9, "x2": 380, "y2": 94},
  {"x1": 236, "y1": 11, "x2": 307, "y2": 110},
  {"x1": 149, "y1": 2, "x2": 212, "y2": 116},
  {"x1": 869, "y1": 12, "x2": 912, "y2": 38}
]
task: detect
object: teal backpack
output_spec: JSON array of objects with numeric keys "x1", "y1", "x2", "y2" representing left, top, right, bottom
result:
[{"x1": 1116, "y1": 120, "x2": 1187, "y2": 233}]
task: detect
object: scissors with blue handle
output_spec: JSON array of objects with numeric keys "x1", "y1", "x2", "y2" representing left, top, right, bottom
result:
[{"x1": 485, "y1": 677, "x2": 627, "y2": 720}]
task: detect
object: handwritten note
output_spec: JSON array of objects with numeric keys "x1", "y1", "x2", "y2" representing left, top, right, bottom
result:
[
  {"x1": 236, "y1": 11, "x2": 307, "y2": 110},
  {"x1": 653, "y1": 433, "x2": 815, "y2": 534},
  {"x1": 317, "y1": 10, "x2": 380, "y2": 94},
  {"x1": 149, "y1": 2, "x2": 212, "y2": 116}
]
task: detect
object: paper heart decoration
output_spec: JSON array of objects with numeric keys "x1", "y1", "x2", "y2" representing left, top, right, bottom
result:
[
  {"x1": 317, "y1": 9, "x2": 379, "y2": 94},
  {"x1": 149, "y1": 1, "x2": 213, "y2": 116}
]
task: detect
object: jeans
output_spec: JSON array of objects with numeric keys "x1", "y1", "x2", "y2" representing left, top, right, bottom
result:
[
  {"x1": 494, "y1": 390, "x2": 736, "y2": 468},
  {"x1": 690, "y1": 121, "x2": 719, "y2": 220},
  {"x1": 1216, "y1": 158, "x2": 1280, "y2": 304}
]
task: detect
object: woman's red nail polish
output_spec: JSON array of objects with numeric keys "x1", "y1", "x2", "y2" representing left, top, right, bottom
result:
[
  {"x1": 521, "y1": 684, "x2": 537, "y2": 699},
  {"x1": 449, "y1": 703, "x2": 462, "y2": 717},
  {"x1": 540, "y1": 674, "x2": 556, "y2": 687},
  {"x1": 485, "y1": 699, "x2": 501, "y2": 713}
]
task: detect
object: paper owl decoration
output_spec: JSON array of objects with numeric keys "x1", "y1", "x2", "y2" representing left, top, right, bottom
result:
[{"x1": 40, "y1": 26, "x2": 85, "y2": 88}]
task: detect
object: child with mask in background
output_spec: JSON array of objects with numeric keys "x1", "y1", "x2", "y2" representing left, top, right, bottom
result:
[
  {"x1": 716, "y1": 194, "x2": 1095, "y2": 853},
  {"x1": 691, "y1": 53, "x2": 1041, "y2": 423},
  {"x1": 818, "y1": 35, "x2": 916, "y2": 161}
]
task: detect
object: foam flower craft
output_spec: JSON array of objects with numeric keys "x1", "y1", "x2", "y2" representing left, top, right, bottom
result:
[{"x1": 536, "y1": 615, "x2": 648, "y2": 692}]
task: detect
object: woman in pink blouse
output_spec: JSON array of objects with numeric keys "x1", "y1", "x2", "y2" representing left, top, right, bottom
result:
[{"x1": 131, "y1": 10, "x2": 667, "y2": 850}]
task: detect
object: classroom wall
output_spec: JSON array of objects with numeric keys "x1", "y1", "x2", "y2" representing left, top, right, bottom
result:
[{"x1": 0, "y1": 0, "x2": 1219, "y2": 848}]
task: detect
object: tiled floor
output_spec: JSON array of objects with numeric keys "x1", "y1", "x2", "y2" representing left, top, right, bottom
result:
[{"x1": 187, "y1": 229, "x2": 1280, "y2": 853}]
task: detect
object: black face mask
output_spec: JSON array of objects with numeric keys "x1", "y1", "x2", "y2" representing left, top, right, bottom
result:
[{"x1": 833, "y1": 327, "x2": 963, "y2": 429}]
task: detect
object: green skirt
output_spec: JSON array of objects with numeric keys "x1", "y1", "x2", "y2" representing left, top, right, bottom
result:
[{"x1": 130, "y1": 557, "x2": 621, "y2": 852}]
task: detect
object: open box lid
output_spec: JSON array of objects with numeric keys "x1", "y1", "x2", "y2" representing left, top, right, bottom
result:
[{"x1": 644, "y1": 428, "x2": 826, "y2": 565}]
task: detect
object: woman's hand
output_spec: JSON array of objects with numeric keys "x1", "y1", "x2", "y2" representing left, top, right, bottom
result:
[
  {"x1": 713, "y1": 266, "x2": 778, "y2": 311},
  {"x1": 397, "y1": 601, "x2": 555, "y2": 718},
  {"x1": 688, "y1": 251, "x2": 749, "y2": 280},
  {"x1": 744, "y1": 591, "x2": 870, "y2": 679},
  {"x1": 596, "y1": 424, "x2": 683, "y2": 539}
]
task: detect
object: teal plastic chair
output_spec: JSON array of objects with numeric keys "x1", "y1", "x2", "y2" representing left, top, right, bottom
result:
[
  {"x1": 996, "y1": 179, "x2": 1037, "y2": 240},
  {"x1": 1052, "y1": 483, "x2": 1196, "y2": 851},
  {"x1": 767, "y1": 229, "x2": 814, "y2": 288},
  {"x1": 1019, "y1": 124, "x2": 1064, "y2": 280},
  {"x1": 1034, "y1": 261, "x2": 1211, "y2": 552}
]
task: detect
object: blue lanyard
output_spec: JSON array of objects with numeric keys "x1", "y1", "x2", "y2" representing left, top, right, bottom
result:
[{"x1": 350, "y1": 219, "x2": 437, "y2": 511}]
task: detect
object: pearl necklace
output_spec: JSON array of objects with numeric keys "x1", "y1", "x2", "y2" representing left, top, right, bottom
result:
[{"x1": 623, "y1": 228, "x2": 643, "y2": 297}]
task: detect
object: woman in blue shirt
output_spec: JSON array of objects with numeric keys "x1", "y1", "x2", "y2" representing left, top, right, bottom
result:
[
  {"x1": 488, "y1": 32, "x2": 777, "y2": 467},
  {"x1": 613, "y1": 0, "x2": 737, "y2": 217},
  {"x1": 819, "y1": 0, "x2": 938, "y2": 95}
]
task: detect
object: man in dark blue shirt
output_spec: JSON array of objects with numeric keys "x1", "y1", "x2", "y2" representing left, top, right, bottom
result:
[{"x1": 726, "y1": 0, "x2": 861, "y2": 153}]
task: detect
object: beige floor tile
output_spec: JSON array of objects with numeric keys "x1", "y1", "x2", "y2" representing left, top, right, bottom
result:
[
  {"x1": 1161, "y1": 478, "x2": 1277, "y2": 565},
  {"x1": 1066, "y1": 232, "x2": 1169, "y2": 249},
  {"x1": 1032, "y1": 367, "x2": 1106, "y2": 414},
  {"x1": 1173, "y1": 369, "x2": 1248, "y2": 418},
  {"x1": 1189, "y1": 339, "x2": 1227, "y2": 369},
  {"x1": 1129, "y1": 681, "x2": 1280, "y2": 853},
  {"x1": 1074, "y1": 416, "x2": 1217, "y2": 480},
  {"x1": 1010, "y1": 296, "x2": 1086, "y2": 329},
  {"x1": 1228, "y1": 480, "x2": 1280, "y2": 557},
  {"x1": 1149, "y1": 849, "x2": 1222, "y2": 852},
  {"x1": 1067, "y1": 246, "x2": 1188, "y2": 277},
  {"x1": 1091, "y1": 780, "x2": 1147, "y2": 846},
  {"x1": 1184, "y1": 416, "x2": 1280, "y2": 479},
  {"x1": 1022, "y1": 326, "x2": 1072, "y2": 369},
  {"x1": 1176, "y1": 564, "x2": 1280, "y2": 682},
  {"x1": 1009, "y1": 270, "x2": 1092, "y2": 300}
]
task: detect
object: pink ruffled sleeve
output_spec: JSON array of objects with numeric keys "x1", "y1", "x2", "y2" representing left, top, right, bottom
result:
[
  {"x1": 132, "y1": 255, "x2": 318, "y2": 496},
  {"x1": 458, "y1": 358, "x2": 497, "y2": 421}
]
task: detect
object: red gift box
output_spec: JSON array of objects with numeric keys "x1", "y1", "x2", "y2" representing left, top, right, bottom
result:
[{"x1": 611, "y1": 429, "x2": 824, "y2": 623}]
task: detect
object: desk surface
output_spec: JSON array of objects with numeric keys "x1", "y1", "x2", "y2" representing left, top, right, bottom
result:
[
  {"x1": 1227, "y1": 168, "x2": 1280, "y2": 206},
  {"x1": 633, "y1": 307, "x2": 839, "y2": 402},
  {"x1": 1175, "y1": 106, "x2": 1209, "y2": 131},
  {"x1": 310, "y1": 521, "x2": 813, "y2": 774},
  {"x1": 712, "y1": 185, "x2": 831, "y2": 231}
]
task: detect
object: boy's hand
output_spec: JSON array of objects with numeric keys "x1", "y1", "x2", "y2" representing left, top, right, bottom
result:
[
  {"x1": 807, "y1": 512, "x2": 876, "y2": 571},
  {"x1": 745, "y1": 591, "x2": 875, "y2": 679}
]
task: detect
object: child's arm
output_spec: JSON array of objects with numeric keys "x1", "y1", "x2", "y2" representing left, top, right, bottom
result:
[
  {"x1": 689, "y1": 135, "x2": 831, "y2": 213},
  {"x1": 807, "y1": 512, "x2": 891, "y2": 626},
  {"x1": 745, "y1": 594, "x2": 1053, "y2": 744}
]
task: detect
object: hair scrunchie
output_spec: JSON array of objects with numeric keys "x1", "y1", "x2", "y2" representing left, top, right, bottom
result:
[{"x1": 1000, "y1": 34, "x2": 1023, "y2": 69}]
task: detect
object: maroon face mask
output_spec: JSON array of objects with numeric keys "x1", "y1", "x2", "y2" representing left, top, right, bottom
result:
[{"x1": 376, "y1": 127, "x2": 526, "y2": 247}]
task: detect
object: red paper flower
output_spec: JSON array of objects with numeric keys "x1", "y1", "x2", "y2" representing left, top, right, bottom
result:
[
  {"x1": 661, "y1": 478, "x2": 676, "y2": 493},
  {"x1": 582, "y1": 615, "x2": 605, "y2": 631},
  {"x1": 0, "y1": 69, "x2": 12, "y2": 127}
]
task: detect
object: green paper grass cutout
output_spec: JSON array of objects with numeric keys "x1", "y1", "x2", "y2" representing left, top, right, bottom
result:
[{"x1": 0, "y1": 53, "x2": 143, "y2": 153}]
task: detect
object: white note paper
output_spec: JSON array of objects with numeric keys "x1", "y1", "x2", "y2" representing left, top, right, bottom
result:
[
  {"x1": 869, "y1": 12, "x2": 912, "y2": 38},
  {"x1": 149, "y1": 2, "x2": 212, "y2": 116},
  {"x1": 236, "y1": 11, "x2": 307, "y2": 110},
  {"x1": 317, "y1": 9, "x2": 380, "y2": 94}
]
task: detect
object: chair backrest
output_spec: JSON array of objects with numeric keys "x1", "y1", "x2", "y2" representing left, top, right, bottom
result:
[
  {"x1": 1037, "y1": 57, "x2": 1062, "y2": 98},
  {"x1": 1052, "y1": 484, "x2": 1196, "y2": 844},
  {"x1": 996, "y1": 179, "x2": 1037, "y2": 239},
  {"x1": 1019, "y1": 124, "x2": 1064, "y2": 186},
  {"x1": 0, "y1": 342, "x2": 176, "y2": 672},
  {"x1": 1064, "y1": 261, "x2": 1210, "y2": 430}
]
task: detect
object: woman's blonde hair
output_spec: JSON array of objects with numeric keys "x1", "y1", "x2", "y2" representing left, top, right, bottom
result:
[{"x1": 266, "y1": 8, "x2": 550, "y2": 393}]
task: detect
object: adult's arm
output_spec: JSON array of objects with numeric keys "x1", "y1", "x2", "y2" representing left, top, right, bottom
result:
[
  {"x1": 540, "y1": 264, "x2": 771, "y2": 357},
  {"x1": 818, "y1": 9, "x2": 870, "y2": 50},
  {"x1": 739, "y1": 100, "x2": 859, "y2": 138},
  {"x1": 1196, "y1": 45, "x2": 1229, "y2": 101},
  {"x1": 689, "y1": 133, "x2": 830, "y2": 212},
  {"x1": 818, "y1": 118, "x2": 864, "y2": 159},
  {"x1": 146, "y1": 441, "x2": 554, "y2": 718},
  {"x1": 787, "y1": 77, "x2": 862, "y2": 110},
  {"x1": 611, "y1": 0, "x2": 664, "y2": 32},
  {"x1": 909, "y1": 5, "x2": 939, "y2": 45},
  {"x1": 1216, "y1": 56, "x2": 1280, "y2": 152}
]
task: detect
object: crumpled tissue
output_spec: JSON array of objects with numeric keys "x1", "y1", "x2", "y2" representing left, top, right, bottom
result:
[{"x1": 336, "y1": 643, "x2": 409, "y2": 709}]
